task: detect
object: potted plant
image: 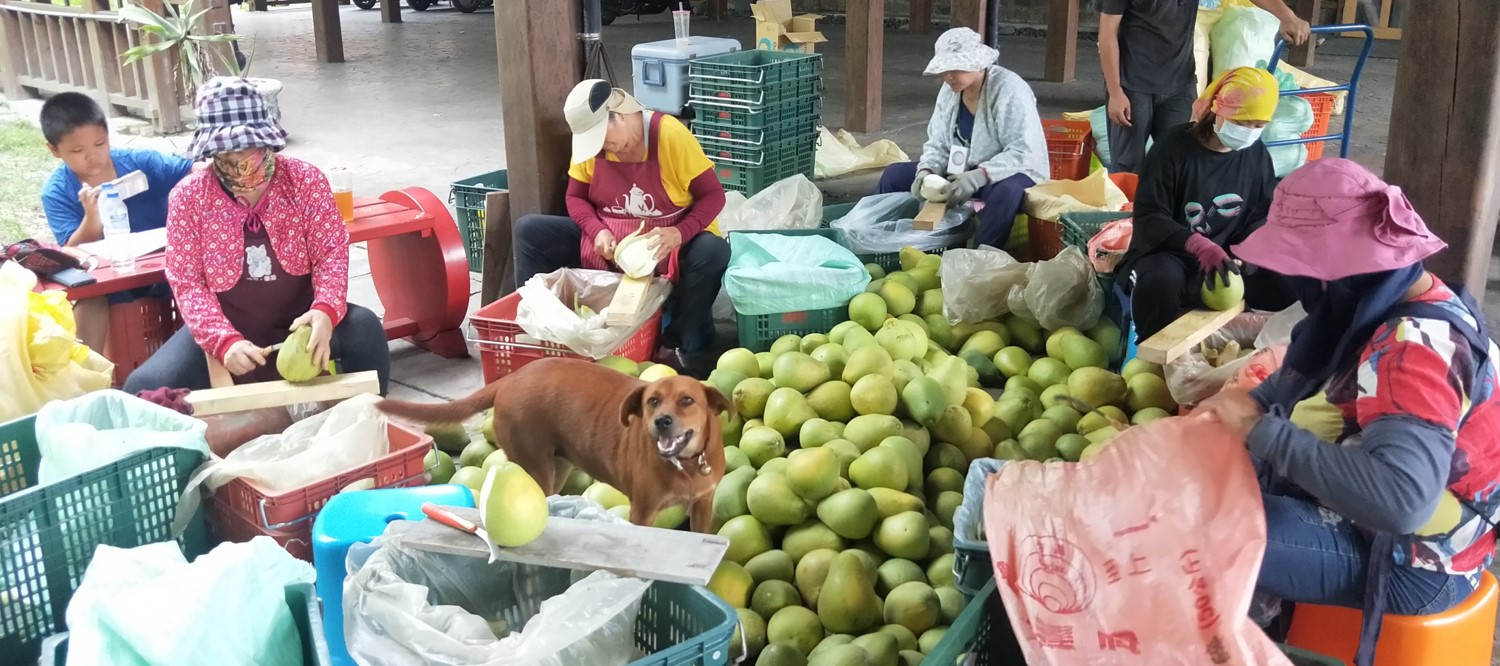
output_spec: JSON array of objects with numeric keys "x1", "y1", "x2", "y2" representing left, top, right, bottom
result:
[{"x1": 119, "y1": 0, "x2": 284, "y2": 128}]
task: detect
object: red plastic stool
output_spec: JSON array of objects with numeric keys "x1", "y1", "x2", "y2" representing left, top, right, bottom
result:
[{"x1": 1285, "y1": 570, "x2": 1498, "y2": 666}]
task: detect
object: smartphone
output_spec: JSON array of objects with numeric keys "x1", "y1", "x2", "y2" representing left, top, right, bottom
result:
[{"x1": 51, "y1": 267, "x2": 97, "y2": 288}]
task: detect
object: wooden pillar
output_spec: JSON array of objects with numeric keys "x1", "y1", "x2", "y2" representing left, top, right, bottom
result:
[
  {"x1": 380, "y1": 0, "x2": 401, "y2": 24},
  {"x1": 495, "y1": 0, "x2": 582, "y2": 222},
  {"x1": 910, "y1": 0, "x2": 931, "y2": 34},
  {"x1": 1044, "y1": 0, "x2": 1077, "y2": 82},
  {"x1": 1285, "y1": 0, "x2": 1320, "y2": 67},
  {"x1": 311, "y1": 0, "x2": 344, "y2": 63},
  {"x1": 1, "y1": 7, "x2": 32, "y2": 99},
  {"x1": 845, "y1": 0, "x2": 883, "y2": 133},
  {"x1": 950, "y1": 0, "x2": 983, "y2": 32},
  {"x1": 136, "y1": 0, "x2": 181, "y2": 132},
  {"x1": 1383, "y1": 0, "x2": 1500, "y2": 291}
]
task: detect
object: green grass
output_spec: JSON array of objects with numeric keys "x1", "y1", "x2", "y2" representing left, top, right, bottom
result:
[{"x1": 0, "y1": 118, "x2": 57, "y2": 245}]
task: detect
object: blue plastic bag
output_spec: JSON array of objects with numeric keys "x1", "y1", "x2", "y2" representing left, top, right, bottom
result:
[{"x1": 724, "y1": 232, "x2": 871, "y2": 316}]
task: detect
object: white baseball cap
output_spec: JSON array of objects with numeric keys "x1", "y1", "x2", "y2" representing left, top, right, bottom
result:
[{"x1": 565, "y1": 79, "x2": 644, "y2": 164}]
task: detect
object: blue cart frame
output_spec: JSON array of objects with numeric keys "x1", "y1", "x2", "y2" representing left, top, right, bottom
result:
[{"x1": 1264, "y1": 24, "x2": 1376, "y2": 159}]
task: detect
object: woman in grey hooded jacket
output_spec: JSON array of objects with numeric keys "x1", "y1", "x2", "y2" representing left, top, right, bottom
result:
[{"x1": 876, "y1": 28, "x2": 1051, "y2": 248}]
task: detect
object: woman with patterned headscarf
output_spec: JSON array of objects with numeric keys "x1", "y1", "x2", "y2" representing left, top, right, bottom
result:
[
  {"x1": 123, "y1": 77, "x2": 390, "y2": 394},
  {"x1": 1116, "y1": 66, "x2": 1296, "y2": 340}
]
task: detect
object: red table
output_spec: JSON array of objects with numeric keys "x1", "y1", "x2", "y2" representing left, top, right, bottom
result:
[{"x1": 42, "y1": 186, "x2": 472, "y2": 359}]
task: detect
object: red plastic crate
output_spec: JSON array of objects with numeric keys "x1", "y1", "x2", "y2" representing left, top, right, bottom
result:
[
  {"x1": 104, "y1": 296, "x2": 179, "y2": 387},
  {"x1": 1028, "y1": 172, "x2": 1136, "y2": 261},
  {"x1": 1042, "y1": 119, "x2": 1096, "y2": 180},
  {"x1": 1298, "y1": 92, "x2": 1336, "y2": 161},
  {"x1": 213, "y1": 421, "x2": 432, "y2": 530},
  {"x1": 471, "y1": 290, "x2": 662, "y2": 385},
  {"x1": 208, "y1": 494, "x2": 315, "y2": 561}
]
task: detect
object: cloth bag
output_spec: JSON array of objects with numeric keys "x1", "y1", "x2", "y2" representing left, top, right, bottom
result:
[
  {"x1": 0, "y1": 261, "x2": 112, "y2": 422},
  {"x1": 983, "y1": 415, "x2": 1291, "y2": 665},
  {"x1": 724, "y1": 232, "x2": 870, "y2": 315}
]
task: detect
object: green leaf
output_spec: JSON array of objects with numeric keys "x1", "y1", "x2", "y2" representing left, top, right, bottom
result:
[{"x1": 119, "y1": 40, "x2": 173, "y2": 65}]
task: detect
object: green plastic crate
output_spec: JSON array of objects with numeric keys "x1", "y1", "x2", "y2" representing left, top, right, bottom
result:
[
  {"x1": 689, "y1": 76, "x2": 819, "y2": 109},
  {"x1": 821, "y1": 202, "x2": 855, "y2": 224},
  {"x1": 688, "y1": 49, "x2": 823, "y2": 87},
  {"x1": 449, "y1": 169, "x2": 509, "y2": 273},
  {"x1": 691, "y1": 96, "x2": 821, "y2": 132},
  {"x1": 625, "y1": 581, "x2": 738, "y2": 666},
  {"x1": 728, "y1": 228, "x2": 852, "y2": 352},
  {"x1": 692, "y1": 115, "x2": 818, "y2": 150},
  {"x1": 706, "y1": 135, "x2": 817, "y2": 196},
  {"x1": 855, "y1": 216, "x2": 977, "y2": 273},
  {"x1": 0, "y1": 415, "x2": 209, "y2": 665},
  {"x1": 924, "y1": 579, "x2": 1343, "y2": 666},
  {"x1": 1059, "y1": 210, "x2": 1132, "y2": 255}
]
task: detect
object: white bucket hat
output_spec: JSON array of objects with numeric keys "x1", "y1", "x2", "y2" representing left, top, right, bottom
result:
[
  {"x1": 924, "y1": 28, "x2": 999, "y2": 76},
  {"x1": 564, "y1": 79, "x2": 644, "y2": 164}
]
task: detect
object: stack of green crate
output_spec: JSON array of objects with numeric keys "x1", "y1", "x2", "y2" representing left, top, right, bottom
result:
[{"x1": 689, "y1": 50, "x2": 821, "y2": 196}]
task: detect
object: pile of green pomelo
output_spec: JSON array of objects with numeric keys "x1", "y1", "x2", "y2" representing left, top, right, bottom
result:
[{"x1": 419, "y1": 247, "x2": 1181, "y2": 665}]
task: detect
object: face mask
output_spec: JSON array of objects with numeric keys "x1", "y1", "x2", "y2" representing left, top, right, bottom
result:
[
  {"x1": 213, "y1": 149, "x2": 274, "y2": 195},
  {"x1": 1215, "y1": 121, "x2": 1264, "y2": 151}
]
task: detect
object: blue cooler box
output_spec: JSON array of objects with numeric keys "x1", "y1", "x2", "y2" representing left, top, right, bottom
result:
[{"x1": 632, "y1": 36, "x2": 741, "y2": 115}]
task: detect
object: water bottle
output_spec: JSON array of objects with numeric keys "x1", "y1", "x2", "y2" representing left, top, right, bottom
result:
[{"x1": 98, "y1": 183, "x2": 134, "y2": 272}]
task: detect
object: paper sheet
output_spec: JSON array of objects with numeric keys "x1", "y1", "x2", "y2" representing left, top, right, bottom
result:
[{"x1": 80, "y1": 227, "x2": 168, "y2": 261}]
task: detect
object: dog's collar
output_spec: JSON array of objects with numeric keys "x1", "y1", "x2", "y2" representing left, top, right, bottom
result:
[{"x1": 666, "y1": 452, "x2": 713, "y2": 476}]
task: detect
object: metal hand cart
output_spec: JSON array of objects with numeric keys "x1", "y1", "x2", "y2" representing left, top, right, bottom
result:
[{"x1": 1265, "y1": 24, "x2": 1376, "y2": 159}]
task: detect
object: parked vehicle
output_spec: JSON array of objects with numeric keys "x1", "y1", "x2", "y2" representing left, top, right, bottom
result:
[{"x1": 601, "y1": 0, "x2": 689, "y2": 25}]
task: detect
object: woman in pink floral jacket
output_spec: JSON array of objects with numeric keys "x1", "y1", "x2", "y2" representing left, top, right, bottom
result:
[{"x1": 124, "y1": 78, "x2": 389, "y2": 394}]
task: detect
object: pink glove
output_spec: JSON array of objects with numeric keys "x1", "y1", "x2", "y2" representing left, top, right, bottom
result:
[{"x1": 1184, "y1": 233, "x2": 1238, "y2": 283}]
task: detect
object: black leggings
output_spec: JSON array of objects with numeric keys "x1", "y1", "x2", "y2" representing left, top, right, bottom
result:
[{"x1": 1125, "y1": 252, "x2": 1297, "y2": 341}]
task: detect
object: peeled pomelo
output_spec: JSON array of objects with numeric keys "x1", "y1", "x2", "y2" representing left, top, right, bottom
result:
[{"x1": 479, "y1": 462, "x2": 549, "y2": 547}]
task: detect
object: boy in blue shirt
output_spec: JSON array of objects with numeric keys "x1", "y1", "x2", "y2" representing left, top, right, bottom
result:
[{"x1": 39, "y1": 92, "x2": 194, "y2": 354}]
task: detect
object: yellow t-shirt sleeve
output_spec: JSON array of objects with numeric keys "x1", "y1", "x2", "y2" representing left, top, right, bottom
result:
[{"x1": 568, "y1": 158, "x2": 594, "y2": 184}]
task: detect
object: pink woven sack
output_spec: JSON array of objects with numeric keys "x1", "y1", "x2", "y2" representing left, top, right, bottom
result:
[{"x1": 983, "y1": 415, "x2": 1290, "y2": 665}]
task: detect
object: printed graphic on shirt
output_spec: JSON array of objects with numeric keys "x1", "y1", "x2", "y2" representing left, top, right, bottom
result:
[
  {"x1": 1184, "y1": 193, "x2": 1245, "y2": 235},
  {"x1": 603, "y1": 185, "x2": 663, "y2": 218},
  {"x1": 246, "y1": 245, "x2": 276, "y2": 282}
]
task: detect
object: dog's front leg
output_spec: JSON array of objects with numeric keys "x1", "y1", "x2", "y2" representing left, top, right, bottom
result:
[
  {"x1": 687, "y1": 496, "x2": 713, "y2": 534},
  {"x1": 628, "y1": 502, "x2": 660, "y2": 528}
]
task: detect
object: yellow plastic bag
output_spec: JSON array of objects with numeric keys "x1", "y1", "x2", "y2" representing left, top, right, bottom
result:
[
  {"x1": 0, "y1": 261, "x2": 113, "y2": 422},
  {"x1": 1021, "y1": 168, "x2": 1130, "y2": 222}
]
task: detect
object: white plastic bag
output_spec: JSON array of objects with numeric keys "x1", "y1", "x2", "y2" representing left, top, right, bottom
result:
[
  {"x1": 66, "y1": 537, "x2": 316, "y2": 666},
  {"x1": 940, "y1": 247, "x2": 1030, "y2": 324},
  {"x1": 831, "y1": 192, "x2": 975, "y2": 254},
  {"x1": 344, "y1": 497, "x2": 651, "y2": 666},
  {"x1": 1266, "y1": 94, "x2": 1314, "y2": 177},
  {"x1": 716, "y1": 174, "x2": 823, "y2": 233},
  {"x1": 515, "y1": 268, "x2": 672, "y2": 359},
  {"x1": 1021, "y1": 247, "x2": 1105, "y2": 331},
  {"x1": 1209, "y1": 5, "x2": 1280, "y2": 79},
  {"x1": 1164, "y1": 312, "x2": 1272, "y2": 406},
  {"x1": 35, "y1": 389, "x2": 209, "y2": 485},
  {"x1": 195, "y1": 393, "x2": 389, "y2": 493},
  {"x1": 814, "y1": 126, "x2": 910, "y2": 179}
]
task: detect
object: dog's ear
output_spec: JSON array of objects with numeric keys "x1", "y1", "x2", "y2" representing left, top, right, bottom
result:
[
  {"x1": 620, "y1": 385, "x2": 647, "y2": 427},
  {"x1": 702, "y1": 385, "x2": 732, "y2": 416}
]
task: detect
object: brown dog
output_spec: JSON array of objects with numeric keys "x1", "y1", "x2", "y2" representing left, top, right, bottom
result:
[{"x1": 376, "y1": 358, "x2": 731, "y2": 532}]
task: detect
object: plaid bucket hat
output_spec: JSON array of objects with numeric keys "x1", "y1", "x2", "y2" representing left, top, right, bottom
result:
[{"x1": 188, "y1": 76, "x2": 287, "y2": 161}]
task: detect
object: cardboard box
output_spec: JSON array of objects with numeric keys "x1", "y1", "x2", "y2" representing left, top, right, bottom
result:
[{"x1": 751, "y1": 0, "x2": 826, "y2": 53}]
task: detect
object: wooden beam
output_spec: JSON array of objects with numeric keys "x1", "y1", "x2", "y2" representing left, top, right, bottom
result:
[
  {"x1": 950, "y1": 0, "x2": 983, "y2": 32},
  {"x1": 310, "y1": 0, "x2": 344, "y2": 63},
  {"x1": 845, "y1": 0, "x2": 883, "y2": 133},
  {"x1": 1285, "y1": 0, "x2": 1321, "y2": 67},
  {"x1": 495, "y1": 0, "x2": 582, "y2": 224},
  {"x1": 1044, "y1": 0, "x2": 1078, "y2": 82},
  {"x1": 1, "y1": 7, "x2": 33, "y2": 99},
  {"x1": 1383, "y1": 0, "x2": 1500, "y2": 291},
  {"x1": 380, "y1": 0, "x2": 401, "y2": 24},
  {"x1": 134, "y1": 0, "x2": 181, "y2": 133},
  {"x1": 1135, "y1": 303, "x2": 1246, "y2": 365},
  {"x1": 910, "y1": 0, "x2": 931, "y2": 34}
]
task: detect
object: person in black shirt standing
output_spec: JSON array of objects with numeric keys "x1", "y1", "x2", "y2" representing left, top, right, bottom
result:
[
  {"x1": 1099, "y1": 0, "x2": 1310, "y2": 174},
  {"x1": 1117, "y1": 67, "x2": 1297, "y2": 340}
]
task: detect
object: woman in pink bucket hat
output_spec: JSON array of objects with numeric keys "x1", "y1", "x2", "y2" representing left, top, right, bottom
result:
[{"x1": 1201, "y1": 158, "x2": 1500, "y2": 659}]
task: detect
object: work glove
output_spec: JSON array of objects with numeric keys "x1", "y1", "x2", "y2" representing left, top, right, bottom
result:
[
  {"x1": 944, "y1": 169, "x2": 989, "y2": 207},
  {"x1": 1184, "y1": 233, "x2": 1240, "y2": 284},
  {"x1": 910, "y1": 169, "x2": 934, "y2": 199}
]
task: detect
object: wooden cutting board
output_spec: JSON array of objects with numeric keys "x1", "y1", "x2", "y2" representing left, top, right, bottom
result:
[{"x1": 387, "y1": 509, "x2": 730, "y2": 586}]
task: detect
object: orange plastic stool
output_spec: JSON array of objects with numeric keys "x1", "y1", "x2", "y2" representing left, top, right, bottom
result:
[{"x1": 1285, "y1": 571, "x2": 1498, "y2": 666}]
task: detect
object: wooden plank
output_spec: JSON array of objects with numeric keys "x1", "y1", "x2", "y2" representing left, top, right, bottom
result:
[
  {"x1": 495, "y1": 0, "x2": 581, "y2": 225},
  {"x1": 606, "y1": 275, "x2": 653, "y2": 327},
  {"x1": 1134, "y1": 302, "x2": 1246, "y2": 365},
  {"x1": 0, "y1": 8, "x2": 27, "y2": 97},
  {"x1": 379, "y1": 0, "x2": 400, "y2": 24},
  {"x1": 844, "y1": 0, "x2": 883, "y2": 133},
  {"x1": 480, "y1": 189, "x2": 514, "y2": 306},
  {"x1": 310, "y1": 0, "x2": 344, "y2": 63},
  {"x1": 388, "y1": 509, "x2": 730, "y2": 586},
  {"x1": 185, "y1": 371, "x2": 381, "y2": 416},
  {"x1": 950, "y1": 0, "x2": 983, "y2": 32},
  {"x1": 1285, "y1": 0, "x2": 1321, "y2": 67},
  {"x1": 85, "y1": 21, "x2": 121, "y2": 112},
  {"x1": 909, "y1": 0, "x2": 931, "y2": 34},
  {"x1": 912, "y1": 201, "x2": 945, "y2": 230},
  {"x1": 1043, "y1": 0, "x2": 1077, "y2": 82},
  {"x1": 1384, "y1": 0, "x2": 1500, "y2": 290}
]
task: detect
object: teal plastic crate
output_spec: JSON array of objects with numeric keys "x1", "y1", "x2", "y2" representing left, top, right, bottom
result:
[
  {"x1": 689, "y1": 75, "x2": 819, "y2": 109},
  {"x1": 0, "y1": 415, "x2": 209, "y2": 665},
  {"x1": 1059, "y1": 210, "x2": 1131, "y2": 252},
  {"x1": 691, "y1": 96, "x2": 821, "y2": 131},
  {"x1": 924, "y1": 579, "x2": 1343, "y2": 666},
  {"x1": 626, "y1": 582, "x2": 738, "y2": 666},
  {"x1": 448, "y1": 169, "x2": 509, "y2": 273},
  {"x1": 706, "y1": 135, "x2": 817, "y2": 196},
  {"x1": 688, "y1": 49, "x2": 823, "y2": 87},
  {"x1": 692, "y1": 114, "x2": 818, "y2": 149},
  {"x1": 728, "y1": 228, "x2": 852, "y2": 352},
  {"x1": 855, "y1": 216, "x2": 977, "y2": 273}
]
